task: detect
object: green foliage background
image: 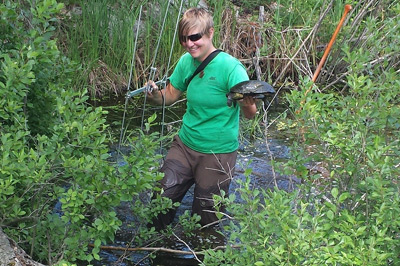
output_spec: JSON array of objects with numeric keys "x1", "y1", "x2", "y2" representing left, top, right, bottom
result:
[
  {"x1": 0, "y1": 0, "x2": 164, "y2": 264},
  {"x1": 204, "y1": 1, "x2": 400, "y2": 265},
  {"x1": 1, "y1": 0, "x2": 399, "y2": 265}
]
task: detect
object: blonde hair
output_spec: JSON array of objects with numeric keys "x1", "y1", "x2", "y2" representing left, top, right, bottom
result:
[{"x1": 178, "y1": 7, "x2": 214, "y2": 43}]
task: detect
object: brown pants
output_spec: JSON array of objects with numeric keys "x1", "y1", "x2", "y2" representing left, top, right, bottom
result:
[{"x1": 151, "y1": 136, "x2": 237, "y2": 229}]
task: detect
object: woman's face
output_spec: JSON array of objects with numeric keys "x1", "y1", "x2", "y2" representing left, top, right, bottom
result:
[{"x1": 181, "y1": 27, "x2": 214, "y2": 62}]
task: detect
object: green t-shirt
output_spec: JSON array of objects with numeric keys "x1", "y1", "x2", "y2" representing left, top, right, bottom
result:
[{"x1": 169, "y1": 51, "x2": 249, "y2": 154}]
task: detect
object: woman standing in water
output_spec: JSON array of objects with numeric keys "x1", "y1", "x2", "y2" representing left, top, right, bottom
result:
[{"x1": 146, "y1": 7, "x2": 257, "y2": 229}]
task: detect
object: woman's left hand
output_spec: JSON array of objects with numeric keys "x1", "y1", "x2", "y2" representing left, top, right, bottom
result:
[
  {"x1": 239, "y1": 96, "x2": 257, "y2": 119},
  {"x1": 240, "y1": 95, "x2": 256, "y2": 107}
]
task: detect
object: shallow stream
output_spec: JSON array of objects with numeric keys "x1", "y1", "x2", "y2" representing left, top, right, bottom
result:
[{"x1": 88, "y1": 94, "x2": 296, "y2": 266}]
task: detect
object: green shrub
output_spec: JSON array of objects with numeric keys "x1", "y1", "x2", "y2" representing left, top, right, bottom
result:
[
  {"x1": 0, "y1": 0, "x2": 164, "y2": 263},
  {"x1": 205, "y1": 175, "x2": 399, "y2": 265},
  {"x1": 204, "y1": 3, "x2": 400, "y2": 265}
]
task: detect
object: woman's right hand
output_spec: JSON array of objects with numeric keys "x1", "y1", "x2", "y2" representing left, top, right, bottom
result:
[
  {"x1": 145, "y1": 80, "x2": 162, "y2": 102},
  {"x1": 144, "y1": 80, "x2": 182, "y2": 106}
]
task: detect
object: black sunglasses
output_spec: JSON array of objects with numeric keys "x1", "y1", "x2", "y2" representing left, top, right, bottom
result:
[{"x1": 181, "y1": 33, "x2": 203, "y2": 43}]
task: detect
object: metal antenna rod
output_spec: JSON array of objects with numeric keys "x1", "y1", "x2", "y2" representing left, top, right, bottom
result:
[
  {"x1": 159, "y1": 0, "x2": 185, "y2": 156},
  {"x1": 118, "y1": 5, "x2": 142, "y2": 150},
  {"x1": 140, "y1": 0, "x2": 172, "y2": 132},
  {"x1": 140, "y1": 66, "x2": 156, "y2": 131}
]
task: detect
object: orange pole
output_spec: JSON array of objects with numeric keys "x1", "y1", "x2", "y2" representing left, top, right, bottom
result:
[
  {"x1": 296, "y1": 4, "x2": 352, "y2": 114},
  {"x1": 311, "y1": 4, "x2": 352, "y2": 83}
]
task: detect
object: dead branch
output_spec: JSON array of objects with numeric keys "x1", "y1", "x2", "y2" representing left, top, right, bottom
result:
[{"x1": 88, "y1": 243, "x2": 240, "y2": 256}]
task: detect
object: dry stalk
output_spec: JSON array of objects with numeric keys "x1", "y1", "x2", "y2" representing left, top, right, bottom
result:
[
  {"x1": 88, "y1": 60, "x2": 126, "y2": 97},
  {"x1": 271, "y1": 0, "x2": 335, "y2": 87},
  {"x1": 321, "y1": 0, "x2": 398, "y2": 90},
  {"x1": 261, "y1": 87, "x2": 287, "y2": 188},
  {"x1": 219, "y1": 8, "x2": 233, "y2": 51}
]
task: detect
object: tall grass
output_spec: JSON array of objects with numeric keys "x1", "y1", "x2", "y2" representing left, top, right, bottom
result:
[
  {"x1": 58, "y1": 0, "x2": 388, "y2": 142},
  {"x1": 58, "y1": 0, "x2": 394, "y2": 99},
  {"x1": 59, "y1": 0, "x2": 200, "y2": 97}
]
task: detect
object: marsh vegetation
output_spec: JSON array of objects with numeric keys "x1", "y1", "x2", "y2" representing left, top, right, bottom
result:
[{"x1": 1, "y1": 0, "x2": 399, "y2": 265}]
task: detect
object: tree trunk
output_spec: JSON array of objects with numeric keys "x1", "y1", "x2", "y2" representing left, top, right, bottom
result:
[{"x1": 0, "y1": 227, "x2": 45, "y2": 266}]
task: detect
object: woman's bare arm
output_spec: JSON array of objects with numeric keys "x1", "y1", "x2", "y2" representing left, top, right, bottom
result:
[{"x1": 146, "y1": 81, "x2": 182, "y2": 106}]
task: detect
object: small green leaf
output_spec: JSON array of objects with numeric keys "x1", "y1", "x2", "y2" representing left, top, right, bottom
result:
[
  {"x1": 94, "y1": 239, "x2": 101, "y2": 247},
  {"x1": 325, "y1": 201, "x2": 337, "y2": 213},
  {"x1": 93, "y1": 253, "x2": 100, "y2": 260},
  {"x1": 86, "y1": 198, "x2": 95, "y2": 204},
  {"x1": 331, "y1": 188, "x2": 338, "y2": 199},
  {"x1": 326, "y1": 210, "x2": 334, "y2": 220},
  {"x1": 356, "y1": 226, "x2": 367, "y2": 236},
  {"x1": 338, "y1": 192, "x2": 350, "y2": 203}
]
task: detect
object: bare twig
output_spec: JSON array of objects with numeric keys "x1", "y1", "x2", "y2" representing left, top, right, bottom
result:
[
  {"x1": 262, "y1": 104, "x2": 278, "y2": 188},
  {"x1": 202, "y1": 209, "x2": 235, "y2": 220},
  {"x1": 172, "y1": 232, "x2": 205, "y2": 265},
  {"x1": 200, "y1": 218, "x2": 228, "y2": 229}
]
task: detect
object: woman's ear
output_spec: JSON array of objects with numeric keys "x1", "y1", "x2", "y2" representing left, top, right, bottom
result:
[{"x1": 208, "y1": 27, "x2": 214, "y2": 38}]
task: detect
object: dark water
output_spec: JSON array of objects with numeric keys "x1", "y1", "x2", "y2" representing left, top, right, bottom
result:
[{"x1": 87, "y1": 94, "x2": 296, "y2": 266}]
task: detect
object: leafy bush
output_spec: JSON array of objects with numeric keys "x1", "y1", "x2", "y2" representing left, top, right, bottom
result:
[
  {"x1": 207, "y1": 176, "x2": 399, "y2": 265},
  {"x1": 204, "y1": 3, "x2": 400, "y2": 265},
  {"x1": 0, "y1": 0, "x2": 164, "y2": 264},
  {"x1": 2, "y1": 0, "x2": 399, "y2": 265}
]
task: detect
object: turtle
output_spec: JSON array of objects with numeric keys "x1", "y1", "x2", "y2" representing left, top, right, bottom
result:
[{"x1": 226, "y1": 80, "x2": 276, "y2": 107}]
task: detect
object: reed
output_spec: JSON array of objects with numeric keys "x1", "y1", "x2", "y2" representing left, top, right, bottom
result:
[
  {"x1": 58, "y1": 0, "x2": 392, "y2": 114},
  {"x1": 60, "y1": 0, "x2": 189, "y2": 97},
  {"x1": 57, "y1": 0, "x2": 362, "y2": 139}
]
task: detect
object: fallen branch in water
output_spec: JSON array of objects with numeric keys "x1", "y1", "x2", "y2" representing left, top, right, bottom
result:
[{"x1": 88, "y1": 243, "x2": 239, "y2": 256}]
